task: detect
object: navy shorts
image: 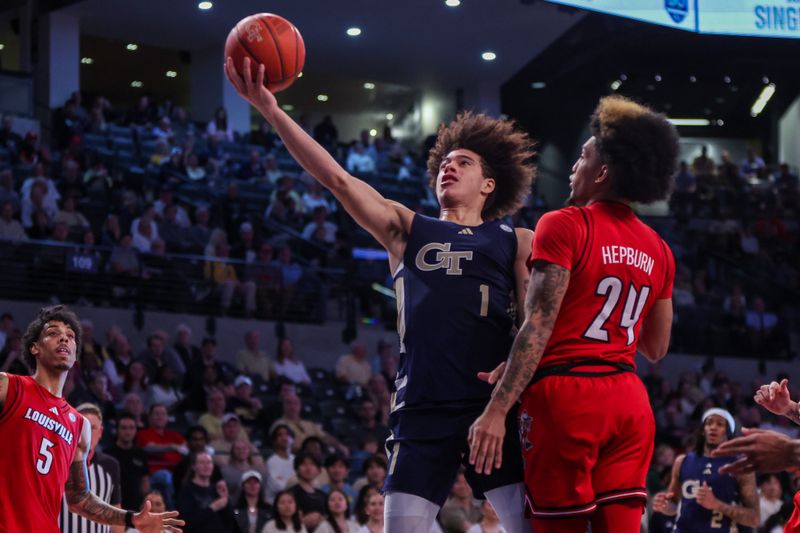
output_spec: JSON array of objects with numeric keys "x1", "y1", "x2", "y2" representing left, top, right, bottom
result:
[{"x1": 383, "y1": 405, "x2": 523, "y2": 507}]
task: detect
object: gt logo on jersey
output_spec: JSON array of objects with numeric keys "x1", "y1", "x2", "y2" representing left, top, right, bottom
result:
[
  {"x1": 681, "y1": 479, "x2": 701, "y2": 499},
  {"x1": 415, "y1": 242, "x2": 473, "y2": 275}
]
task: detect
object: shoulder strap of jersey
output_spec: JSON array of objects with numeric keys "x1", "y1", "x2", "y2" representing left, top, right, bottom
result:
[{"x1": 572, "y1": 207, "x2": 593, "y2": 276}]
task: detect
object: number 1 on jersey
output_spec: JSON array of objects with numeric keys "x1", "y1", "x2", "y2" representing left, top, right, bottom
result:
[
  {"x1": 584, "y1": 276, "x2": 650, "y2": 345},
  {"x1": 479, "y1": 284, "x2": 489, "y2": 317}
]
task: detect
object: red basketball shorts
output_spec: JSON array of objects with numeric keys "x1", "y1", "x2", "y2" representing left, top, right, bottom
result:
[
  {"x1": 784, "y1": 491, "x2": 800, "y2": 532},
  {"x1": 518, "y1": 370, "x2": 654, "y2": 519}
]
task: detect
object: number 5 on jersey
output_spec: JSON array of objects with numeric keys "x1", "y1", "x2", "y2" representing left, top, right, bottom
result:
[
  {"x1": 584, "y1": 276, "x2": 650, "y2": 345},
  {"x1": 36, "y1": 437, "x2": 55, "y2": 474}
]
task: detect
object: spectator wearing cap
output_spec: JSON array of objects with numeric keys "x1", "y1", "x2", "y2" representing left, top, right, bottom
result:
[
  {"x1": 274, "y1": 337, "x2": 312, "y2": 385},
  {"x1": 229, "y1": 374, "x2": 264, "y2": 428},
  {"x1": 232, "y1": 469, "x2": 272, "y2": 533},
  {"x1": 210, "y1": 413, "x2": 259, "y2": 465},
  {"x1": 220, "y1": 438, "x2": 267, "y2": 502},
  {"x1": 265, "y1": 424, "x2": 296, "y2": 504},
  {"x1": 237, "y1": 330, "x2": 274, "y2": 382},
  {"x1": 198, "y1": 387, "x2": 229, "y2": 441}
]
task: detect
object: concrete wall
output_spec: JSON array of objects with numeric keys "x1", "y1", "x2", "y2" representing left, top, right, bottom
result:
[{"x1": 779, "y1": 94, "x2": 800, "y2": 170}]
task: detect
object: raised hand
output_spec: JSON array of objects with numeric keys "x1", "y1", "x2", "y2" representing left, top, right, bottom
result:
[
  {"x1": 652, "y1": 491, "x2": 675, "y2": 514},
  {"x1": 224, "y1": 56, "x2": 278, "y2": 116},
  {"x1": 695, "y1": 481, "x2": 720, "y2": 511},
  {"x1": 713, "y1": 427, "x2": 800, "y2": 475},
  {"x1": 754, "y1": 379, "x2": 793, "y2": 416},
  {"x1": 132, "y1": 499, "x2": 184, "y2": 533}
]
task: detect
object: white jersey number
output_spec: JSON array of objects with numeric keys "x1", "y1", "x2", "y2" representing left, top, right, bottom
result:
[
  {"x1": 584, "y1": 276, "x2": 651, "y2": 345},
  {"x1": 36, "y1": 437, "x2": 55, "y2": 475}
]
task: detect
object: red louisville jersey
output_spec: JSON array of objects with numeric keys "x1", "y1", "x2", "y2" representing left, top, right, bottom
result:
[
  {"x1": 0, "y1": 374, "x2": 84, "y2": 533},
  {"x1": 530, "y1": 201, "x2": 675, "y2": 368}
]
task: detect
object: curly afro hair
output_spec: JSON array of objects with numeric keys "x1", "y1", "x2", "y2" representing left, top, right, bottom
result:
[
  {"x1": 22, "y1": 305, "x2": 82, "y2": 369},
  {"x1": 427, "y1": 112, "x2": 537, "y2": 220},
  {"x1": 590, "y1": 95, "x2": 679, "y2": 204}
]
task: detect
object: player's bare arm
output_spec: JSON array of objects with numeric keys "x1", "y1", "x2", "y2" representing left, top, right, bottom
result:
[
  {"x1": 707, "y1": 472, "x2": 759, "y2": 527},
  {"x1": 513, "y1": 228, "x2": 534, "y2": 327},
  {"x1": 468, "y1": 260, "x2": 570, "y2": 474},
  {"x1": 224, "y1": 56, "x2": 412, "y2": 267},
  {"x1": 0, "y1": 372, "x2": 8, "y2": 412},
  {"x1": 66, "y1": 418, "x2": 184, "y2": 532},
  {"x1": 638, "y1": 298, "x2": 673, "y2": 362},
  {"x1": 714, "y1": 428, "x2": 800, "y2": 475},
  {"x1": 652, "y1": 454, "x2": 684, "y2": 516}
]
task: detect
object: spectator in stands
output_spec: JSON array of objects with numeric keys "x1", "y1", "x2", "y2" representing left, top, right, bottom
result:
[
  {"x1": 646, "y1": 443, "x2": 675, "y2": 494},
  {"x1": 211, "y1": 413, "x2": 259, "y2": 463},
  {"x1": 150, "y1": 140, "x2": 172, "y2": 166},
  {"x1": 177, "y1": 451, "x2": 234, "y2": 532},
  {"x1": 336, "y1": 341, "x2": 372, "y2": 387},
  {"x1": 158, "y1": 204, "x2": 187, "y2": 253},
  {"x1": 274, "y1": 337, "x2": 311, "y2": 385},
  {"x1": 154, "y1": 187, "x2": 190, "y2": 228},
  {"x1": 270, "y1": 392, "x2": 348, "y2": 455},
  {"x1": 171, "y1": 106, "x2": 196, "y2": 141},
  {"x1": 264, "y1": 490, "x2": 306, "y2": 533},
  {"x1": 219, "y1": 182, "x2": 247, "y2": 237},
  {"x1": 273, "y1": 245, "x2": 303, "y2": 313},
  {"x1": 265, "y1": 154, "x2": 284, "y2": 184},
  {"x1": 352, "y1": 455, "x2": 387, "y2": 493},
  {"x1": 171, "y1": 324, "x2": 200, "y2": 374},
  {"x1": 251, "y1": 120, "x2": 280, "y2": 152},
  {"x1": 266, "y1": 424, "x2": 296, "y2": 503},
  {"x1": 198, "y1": 387, "x2": 229, "y2": 441},
  {"x1": 121, "y1": 359, "x2": 149, "y2": 401},
  {"x1": 185, "y1": 153, "x2": 206, "y2": 182},
  {"x1": 358, "y1": 491, "x2": 384, "y2": 533},
  {"x1": 221, "y1": 439, "x2": 267, "y2": 503},
  {"x1": 345, "y1": 143, "x2": 377, "y2": 174},
  {"x1": 139, "y1": 332, "x2": 187, "y2": 383},
  {"x1": 185, "y1": 337, "x2": 234, "y2": 409},
  {"x1": 739, "y1": 225, "x2": 760, "y2": 256},
  {"x1": 153, "y1": 116, "x2": 175, "y2": 143},
  {"x1": 266, "y1": 189, "x2": 303, "y2": 227},
  {"x1": 316, "y1": 488, "x2": 359, "y2": 533},
  {"x1": 293, "y1": 436, "x2": 330, "y2": 488},
  {"x1": 0, "y1": 328, "x2": 28, "y2": 375},
  {"x1": 232, "y1": 470, "x2": 272, "y2": 533},
  {"x1": 53, "y1": 195, "x2": 89, "y2": 230},
  {"x1": 174, "y1": 426, "x2": 222, "y2": 491},
  {"x1": 131, "y1": 205, "x2": 160, "y2": 252},
  {"x1": 314, "y1": 116, "x2": 338, "y2": 147},
  {"x1": 692, "y1": 145, "x2": 716, "y2": 177},
  {"x1": 109, "y1": 233, "x2": 141, "y2": 287},
  {"x1": 207, "y1": 106, "x2": 235, "y2": 143},
  {"x1": 246, "y1": 243, "x2": 281, "y2": 317},
  {"x1": 127, "y1": 95, "x2": 155, "y2": 127},
  {"x1": 758, "y1": 474, "x2": 783, "y2": 526},
  {"x1": 240, "y1": 149, "x2": 266, "y2": 180},
  {"x1": 302, "y1": 180, "x2": 334, "y2": 214},
  {"x1": 103, "y1": 328, "x2": 134, "y2": 387},
  {"x1": 228, "y1": 374, "x2": 264, "y2": 428},
  {"x1": 147, "y1": 364, "x2": 183, "y2": 411},
  {"x1": 354, "y1": 397, "x2": 390, "y2": 445},
  {"x1": 68, "y1": 370, "x2": 116, "y2": 421},
  {"x1": 121, "y1": 392, "x2": 147, "y2": 429},
  {"x1": 88, "y1": 106, "x2": 107, "y2": 134},
  {"x1": 438, "y1": 468, "x2": 481, "y2": 533},
  {"x1": 740, "y1": 148, "x2": 766, "y2": 178},
  {"x1": 0, "y1": 114, "x2": 23, "y2": 155},
  {"x1": 231, "y1": 221, "x2": 259, "y2": 264},
  {"x1": 137, "y1": 403, "x2": 188, "y2": 507},
  {"x1": 0, "y1": 200, "x2": 27, "y2": 241},
  {"x1": 0, "y1": 169, "x2": 19, "y2": 209},
  {"x1": 0, "y1": 312, "x2": 14, "y2": 352},
  {"x1": 290, "y1": 452, "x2": 328, "y2": 532},
  {"x1": 106, "y1": 412, "x2": 151, "y2": 511},
  {"x1": 321, "y1": 454, "x2": 357, "y2": 502},
  {"x1": 27, "y1": 209, "x2": 51, "y2": 239},
  {"x1": 204, "y1": 241, "x2": 257, "y2": 317},
  {"x1": 302, "y1": 206, "x2": 338, "y2": 245},
  {"x1": 746, "y1": 296, "x2": 780, "y2": 354},
  {"x1": 353, "y1": 486, "x2": 378, "y2": 526},
  {"x1": 57, "y1": 158, "x2": 85, "y2": 199},
  {"x1": 21, "y1": 179, "x2": 57, "y2": 228},
  {"x1": 270, "y1": 175, "x2": 305, "y2": 216},
  {"x1": 237, "y1": 329, "x2": 274, "y2": 382}
]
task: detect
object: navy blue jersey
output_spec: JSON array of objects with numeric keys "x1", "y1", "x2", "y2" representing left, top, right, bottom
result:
[
  {"x1": 391, "y1": 213, "x2": 517, "y2": 412},
  {"x1": 675, "y1": 452, "x2": 740, "y2": 533}
]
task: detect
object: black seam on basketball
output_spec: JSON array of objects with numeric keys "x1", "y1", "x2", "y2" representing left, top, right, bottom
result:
[
  {"x1": 258, "y1": 17, "x2": 285, "y2": 82},
  {"x1": 236, "y1": 25, "x2": 270, "y2": 84}
]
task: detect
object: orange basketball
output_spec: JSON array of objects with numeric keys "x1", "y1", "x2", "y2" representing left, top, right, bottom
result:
[{"x1": 225, "y1": 13, "x2": 305, "y2": 93}]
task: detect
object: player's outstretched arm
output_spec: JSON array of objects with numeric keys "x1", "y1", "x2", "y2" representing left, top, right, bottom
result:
[
  {"x1": 707, "y1": 472, "x2": 760, "y2": 527},
  {"x1": 225, "y1": 57, "x2": 411, "y2": 260},
  {"x1": 652, "y1": 454, "x2": 684, "y2": 516},
  {"x1": 66, "y1": 418, "x2": 185, "y2": 532},
  {"x1": 468, "y1": 260, "x2": 570, "y2": 475},
  {"x1": 638, "y1": 298, "x2": 672, "y2": 362}
]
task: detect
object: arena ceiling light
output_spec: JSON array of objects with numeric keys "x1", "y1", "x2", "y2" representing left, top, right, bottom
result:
[
  {"x1": 130, "y1": 80, "x2": 143, "y2": 88},
  {"x1": 531, "y1": 82, "x2": 546, "y2": 89},
  {"x1": 363, "y1": 82, "x2": 375, "y2": 90},
  {"x1": 369, "y1": 129, "x2": 378, "y2": 137},
  {"x1": 445, "y1": 0, "x2": 461, "y2": 6},
  {"x1": 346, "y1": 27, "x2": 362, "y2": 37},
  {"x1": 80, "y1": 57, "x2": 94, "y2": 65},
  {"x1": 0, "y1": 44, "x2": 5, "y2": 51},
  {"x1": 281, "y1": 104, "x2": 295, "y2": 111},
  {"x1": 481, "y1": 51, "x2": 497, "y2": 61},
  {"x1": 317, "y1": 94, "x2": 329, "y2": 102},
  {"x1": 385, "y1": 113, "x2": 394, "y2": 121},
  {"x1": 198, "y1": 1, "x2": 213, "y2": 9},
  {"x1": 165, "y1": 70, "x2": 177, "y2": 78},
  {"x1": 610, "y1": 80, "x2": 622, "y2": 91},
  {"x1": 667, "y1": 118, "x2": 710, "y2": 126},
  {"x1": 126, "y1": 43, "x2": 138, "y2": 51},
  {"x1": 751, "y1": 83, "x2": 776, "y2": 117}
]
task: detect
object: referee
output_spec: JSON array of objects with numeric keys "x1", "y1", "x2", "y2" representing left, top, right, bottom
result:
[{"x1": 59, "y1": 403, "x2": 123, "y2": 533}]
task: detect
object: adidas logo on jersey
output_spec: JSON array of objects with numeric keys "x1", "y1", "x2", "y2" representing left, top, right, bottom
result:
[
  {"x1": 49, "y1": 407, "x2": 59, "y2": 416},
  {"x1": 458, "y1": 228, "x2": 474, "y2": 235}
]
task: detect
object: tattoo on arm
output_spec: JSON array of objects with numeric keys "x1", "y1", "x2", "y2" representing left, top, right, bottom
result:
[
  {"x1": 65, "y1": 462, "x2": 127, "y2": 525},
  {"x1": 717, "y1": 474, "x2": 760, "y2": 527},
  {"x1": 785, "y1": 405, "x2": 800, "y2": 426},
  {"x1": 491, "y1": 262, "x2": 570, "y2": 412}
]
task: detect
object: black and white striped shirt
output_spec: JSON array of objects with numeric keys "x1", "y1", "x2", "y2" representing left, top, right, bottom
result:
[{"x1": 59, "y1": 452, "x2": 122, "y2": 533}]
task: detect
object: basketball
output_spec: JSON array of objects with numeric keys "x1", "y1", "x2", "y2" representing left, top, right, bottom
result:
[{"x1": 224, "y1": 13, "x2": 305, "y2": 93}]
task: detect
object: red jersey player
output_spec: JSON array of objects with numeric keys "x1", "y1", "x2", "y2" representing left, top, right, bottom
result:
[
  {"x1": 469, "y1": 95, "x2": 678, "y2": 533},
  {"x1": 0, "y1": 305, "x2": 184, "y2": 533}
]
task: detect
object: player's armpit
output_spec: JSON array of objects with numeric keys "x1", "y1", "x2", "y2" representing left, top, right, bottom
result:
[{"x1": 638, "y1": 297, "x2": 672, "y2": 362}]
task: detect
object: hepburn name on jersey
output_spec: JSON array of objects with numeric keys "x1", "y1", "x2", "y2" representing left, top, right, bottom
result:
[
  {"x1": 601, "y1": 245, "x2": 655, "y2": 276},
  {"x1": 24, "y1": 407, "x2": 75, "y2": 445}
]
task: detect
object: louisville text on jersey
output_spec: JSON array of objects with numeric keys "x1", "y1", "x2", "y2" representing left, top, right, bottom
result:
[{"x1": 23, "y1": 407, "x2": 75, "y2": 445}]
